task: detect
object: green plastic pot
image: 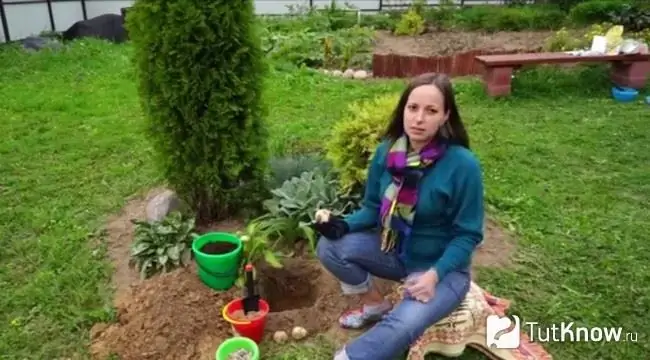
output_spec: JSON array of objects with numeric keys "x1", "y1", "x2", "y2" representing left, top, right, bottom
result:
[
  {"x1": 215, "y1": 337, "x2": 259, "y2": 360},
  {"x1": 192, "y1": 232, "x2": 242, "y2": 290}
]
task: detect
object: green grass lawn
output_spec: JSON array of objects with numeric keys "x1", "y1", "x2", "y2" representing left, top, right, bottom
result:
[{"x1": 1, "y1": 40, "x2": 649, "y2": 360}]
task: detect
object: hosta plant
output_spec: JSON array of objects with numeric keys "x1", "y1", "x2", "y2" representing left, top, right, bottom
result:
[
  {"x1": 130, "y1": 211, "x2": 197, "y2": 279},
  {"x1": 259, "y1": 169, "x2": 359, "y2": 251},
  {"x1": 267, "y1": 153, "x2": 333, "y2": 190}
]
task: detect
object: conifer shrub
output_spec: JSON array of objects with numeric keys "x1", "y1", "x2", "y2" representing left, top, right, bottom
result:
[
  {"x1": 126, "y1": 0, "x2": 269, "y2": 222},
  {"x1": 326, "y1": 93, "x2": 399, "y2": 193}
]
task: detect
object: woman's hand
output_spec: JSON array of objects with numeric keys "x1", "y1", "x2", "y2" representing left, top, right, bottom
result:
[
  {"x1": 312, "y1": 209, "x2": 348, "y2": 240},
  {"x1": 315, "y1": 209, "x2": 331, "y2": 223},
  {"x1": 404, "y1": 270, "x2": 439, "y2": 303}
]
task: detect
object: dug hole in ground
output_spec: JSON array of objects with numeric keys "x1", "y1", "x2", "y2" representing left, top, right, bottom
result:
[{"x1": 90, "y1": 188, "x2": 515, "y2": 360}]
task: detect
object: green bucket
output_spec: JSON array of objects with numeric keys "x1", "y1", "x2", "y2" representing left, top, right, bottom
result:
[
  {"x1": 215, "y1": 337, "x2": 259, "y2": 360},
  {"x1": 192, "y1": 232, "x2": 242, "y2": 290}
]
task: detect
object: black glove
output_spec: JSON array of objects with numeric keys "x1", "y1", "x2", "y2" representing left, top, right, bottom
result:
[{"x1": 311, "y1": 215, "x2": 349, "y2": 240}]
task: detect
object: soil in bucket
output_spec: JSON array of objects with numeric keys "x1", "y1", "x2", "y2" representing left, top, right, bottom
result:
[
  {"x1": 192, "y1": 232, "x2": 242, "y2": 291},
  {"x1": 229, "y1": 309, "x2": 264, "y2": 322},
  {"x1": 201, "y1": 241, "x2": 237, "y2": 255}
]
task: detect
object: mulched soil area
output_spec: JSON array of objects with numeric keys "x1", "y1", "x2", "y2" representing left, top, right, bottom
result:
[{"x1": 373, "y1": 29, "x2": 556, "y2": 56}]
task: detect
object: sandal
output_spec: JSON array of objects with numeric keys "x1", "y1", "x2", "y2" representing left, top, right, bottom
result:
[{"x1": 338, "y1": 301, "x2": 392, "y2": 329}]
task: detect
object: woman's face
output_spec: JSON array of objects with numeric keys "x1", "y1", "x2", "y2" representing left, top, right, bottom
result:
[{"x1": 403, "y1": 84, "x2": 449, "y2": 146}]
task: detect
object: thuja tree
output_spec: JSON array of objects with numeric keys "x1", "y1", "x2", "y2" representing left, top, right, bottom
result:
[{"x1": 126, "y1": 0, "x2": 269, "y2": 222}]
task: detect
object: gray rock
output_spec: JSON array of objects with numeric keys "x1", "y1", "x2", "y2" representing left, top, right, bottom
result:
[
  {"x1": 146, "y1": 190, "x2": 181, "y2": 223},
  {"x1": 21, "y1": 36, "x2": 62, "y2": 52}
]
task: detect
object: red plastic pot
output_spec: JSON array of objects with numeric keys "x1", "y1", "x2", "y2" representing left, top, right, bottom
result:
[{"x1": 222, "y1": 298, "x2": 270, "y2": 343}]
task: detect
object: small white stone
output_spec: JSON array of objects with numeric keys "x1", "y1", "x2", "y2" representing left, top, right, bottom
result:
[
  {"x1": 273, "y1": 330, "x2": 289, "y2": 343},
  {"x1": 291, "y1": 326, "x2": 308, "y2": 340},
  {"x1": 353, "y1": 70, "x2": 368, "y2": 79},
  {"x1": 331, "y1": 70, "x2": 343, "y2": 77},
  {"x1": 343, "y1": 69, "x2": 354, "y2": 78}
]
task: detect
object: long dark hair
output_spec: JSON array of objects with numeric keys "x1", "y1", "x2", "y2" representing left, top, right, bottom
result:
[{"x1": 383, "y1": 72, "x2": 470, "y2": 149}]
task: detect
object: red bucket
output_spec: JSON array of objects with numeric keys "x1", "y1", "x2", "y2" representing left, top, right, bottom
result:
[{"x1": 222, "y1": 298, "x2": 270, "y2": 343}]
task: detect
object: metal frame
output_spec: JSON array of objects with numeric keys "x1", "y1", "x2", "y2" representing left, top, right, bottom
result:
[
  {"x1": 0, "y1": 0, "x2": 519, "y2": 42},
  {"x1": 0, "y1": 1, "x2": 8, "y2": 42},
  {"x1": 377, "y1": 0, "x2": 517, "y2": 10},
  {"x1": 0, "y1": 0, "x2": 91, "y2": 42}
]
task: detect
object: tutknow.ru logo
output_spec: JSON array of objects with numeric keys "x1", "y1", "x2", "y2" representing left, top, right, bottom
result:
[{"x1": 486, "y1": 314, "x2": 638, "y2": 349}]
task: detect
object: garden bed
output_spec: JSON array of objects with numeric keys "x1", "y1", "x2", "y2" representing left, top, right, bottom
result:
[
  {"x1": 89, "y1": 188, "x2": 516, "y2": 360},
  {"x1": 373, "y1": 30, "x2": 554, "y2": 57},
  {"x1": 371, "y1": 30, "x2": 554, "y2": 78}
]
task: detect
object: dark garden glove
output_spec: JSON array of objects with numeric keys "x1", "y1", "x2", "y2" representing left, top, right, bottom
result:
[{"x1": 312, "y1": 215, "x2": 349, "y2": 240}]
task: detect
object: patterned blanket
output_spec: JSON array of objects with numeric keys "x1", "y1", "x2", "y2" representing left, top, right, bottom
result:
[{"x1": 386, "y1": 282, "x2": 552, "y2": 360}]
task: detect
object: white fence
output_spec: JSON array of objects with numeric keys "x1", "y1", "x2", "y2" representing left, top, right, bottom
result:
[{"x1": 0, "y1": 0, "x2": 510, "y2": 43}]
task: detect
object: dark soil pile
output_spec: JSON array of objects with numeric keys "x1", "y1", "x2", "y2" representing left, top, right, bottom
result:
[
  {"x1": 373, "y1": 30, "x2": 556, "y2": 56},
  {"x1": 90, "y1": 266, "x2": 237, "y2": 360}
]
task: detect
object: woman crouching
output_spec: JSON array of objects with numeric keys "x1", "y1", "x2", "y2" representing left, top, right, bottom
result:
[{"x1": 313, "y1": 72, "x2": 484, "y2": 360}]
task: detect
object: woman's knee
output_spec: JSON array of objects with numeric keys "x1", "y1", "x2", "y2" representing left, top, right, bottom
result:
[
  {"x1": 316, "y1": 231, "x2": 375, "y2": 264},
  {"x1": 382, "y1": 301, "x2": 432, "y2": 340},
  {"x1": 438, "y1": 269, "x2": 471, "y2": 301},
  {"x1": 315, "y1": 235, "x2": 335, "y2": 263},
  {"x1": 385, "y1": 276, "x2": 470, "y2": 339}
]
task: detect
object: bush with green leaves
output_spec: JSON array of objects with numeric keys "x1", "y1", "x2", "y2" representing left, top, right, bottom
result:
[
  {"x1": 359, "y1": 13, "x2": 396, "y2": 30},
  {"x1": 267, "y1": 153, "x2": 333, "y2": 190},
  {"x1": 258, "y1": 170, "x2": 359, "y2": 251},
  {"x1": 453, "y1": 5, "x2": 566, "y2": 32},
  {"x1": 326, "y1": 93, "x2": 400, "y2": 193},
  {"x1": 543, "y1": 27, "x2": 584, "y2": 51},
  {"x1": 548, "y1": 0, "x2": 587, "y2": 12},
  {"x1": 126, "y1": 0, "x2": 269, "y2": 223},
  {"x1": 394, "y1": 9, "x2": 426, "y2": 36},
  {"x1": 130, "y1": 212, "x2": 197, "y2": 279},
  {"x1": 262, "y1": 25, "x2": 375, "y2": 70},
  {"x1": 568, "y1": 0, "x2": 629, "y2": 25},
  {"x1": 423, "y1": 0, "x2": 456, "y2": 29},
  {"x1": 608, "y1": 4, "x2": 650, "y2": 32}
]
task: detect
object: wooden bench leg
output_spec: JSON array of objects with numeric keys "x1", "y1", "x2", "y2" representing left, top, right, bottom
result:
[
  {"x1": 482, "y1": 66, "x2": 514, "y2": 97},
  {"x1": 611, "y1": 61, "x2": 650, "y2": 89}
]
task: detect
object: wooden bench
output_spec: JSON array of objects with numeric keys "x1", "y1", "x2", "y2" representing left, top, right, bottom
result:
[{"x1": 475, "y1": 52, "x2": 650, "y2": 97}]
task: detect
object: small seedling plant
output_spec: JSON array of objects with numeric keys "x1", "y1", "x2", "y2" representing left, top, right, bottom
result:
[{"x1": 235, "y1": 219, "x2": 285, "y2": 287}]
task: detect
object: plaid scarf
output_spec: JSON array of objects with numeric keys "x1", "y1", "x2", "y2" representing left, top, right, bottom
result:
[{"x1": 380, "y1": 135, "x2": 447, "y2": 252}]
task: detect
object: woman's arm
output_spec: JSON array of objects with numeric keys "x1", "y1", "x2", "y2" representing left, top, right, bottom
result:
[
  {"x1": 434, "y1": 152, "x2": 484, "y2": 280},
  {"x1": 343, "y1": 142, "x2": 388, "y2": 232}
]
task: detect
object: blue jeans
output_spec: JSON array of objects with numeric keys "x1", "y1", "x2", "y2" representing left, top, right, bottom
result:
[{"x1": 316, "y1": 231, "x2": 471, "y2": 360}]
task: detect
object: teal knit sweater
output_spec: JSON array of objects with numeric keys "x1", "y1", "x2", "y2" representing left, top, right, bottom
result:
[{"x1": 343, "y1": 140, "x2": 484, "y2": 279}]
